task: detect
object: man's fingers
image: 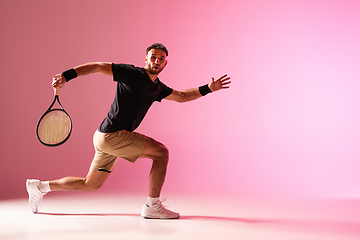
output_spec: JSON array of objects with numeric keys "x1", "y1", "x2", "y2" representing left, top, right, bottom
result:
[
  {"x1": 52, "y1": 74, "x2": 65, "y2": 88},
  {"x1": 219, "y1": 74, "x2": 228, "y2": 79},
  {"x1": 220, "y1": 78, "x2": 231, "y2": 83},
  {"x1": 222, "y1": 80, "x2": 231, "y2": 85},
  {"x1": 216, "y1": 74, "x2": 230, "y2": 82},
  {"x1": 210, "y1": 74, "x2": 231, "y2": 91}
]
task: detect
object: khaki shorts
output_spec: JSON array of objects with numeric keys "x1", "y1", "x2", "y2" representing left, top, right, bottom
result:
[{"x1": 89, "y1": 130, "x2": 149, "y2": 173}]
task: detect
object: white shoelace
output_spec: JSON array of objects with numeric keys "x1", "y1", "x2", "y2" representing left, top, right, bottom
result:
[{"x1": 154, "y1": 199, "x2": 173, "y2": 213}]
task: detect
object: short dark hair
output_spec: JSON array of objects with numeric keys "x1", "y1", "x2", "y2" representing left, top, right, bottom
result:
[{"x1": 146, "y1": 43, "x2": 168, "y2": 56}]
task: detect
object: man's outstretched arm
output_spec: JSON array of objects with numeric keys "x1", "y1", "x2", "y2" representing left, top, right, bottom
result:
[
  {"x1": 165, "y1": 74, "x2": 231, "y2": 103},
  {"x1": 52, "y1": 62, "x2": 112, "y2": 89}
]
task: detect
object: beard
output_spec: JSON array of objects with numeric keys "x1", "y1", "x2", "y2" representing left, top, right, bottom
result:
[
  {"x1": 148, "y1": 66, "x2": 163, "y2": 75},
  {"x1": 146, "y1": 62, "x2": 165, "y2": 75}
]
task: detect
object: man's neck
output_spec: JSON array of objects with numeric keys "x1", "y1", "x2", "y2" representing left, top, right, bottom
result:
[{"x1": 145, "y1": 68, "x2": 158, "y2": 82}]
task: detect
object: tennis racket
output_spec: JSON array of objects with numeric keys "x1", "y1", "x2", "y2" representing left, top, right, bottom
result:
[{"x1": 36, "y1": 87, "x2": 72, "y2": 147}]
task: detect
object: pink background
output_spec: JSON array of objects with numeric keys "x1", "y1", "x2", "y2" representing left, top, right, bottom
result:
[{"x1": 1, "y1": 0, "x2": 360, "y2": 200}]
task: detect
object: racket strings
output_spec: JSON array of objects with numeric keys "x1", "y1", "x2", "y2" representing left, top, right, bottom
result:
[{"x1": 37, "y1": 110, "x2": 71, "y2": 145}]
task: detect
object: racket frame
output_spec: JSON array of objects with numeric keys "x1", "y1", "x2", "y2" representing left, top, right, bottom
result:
[{"x1": 36, "y1": 92, "x2": 72, "y2": 147}]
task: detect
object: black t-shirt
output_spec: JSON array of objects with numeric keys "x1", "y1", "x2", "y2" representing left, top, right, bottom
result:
[{"x1": 98, "y1": 63, "x2": 173, "y2": 132}]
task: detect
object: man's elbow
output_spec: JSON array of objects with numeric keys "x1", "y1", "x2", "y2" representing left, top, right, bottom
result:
[{"x1": 177, "y1": 92, "x2": 189, "y2": 103}]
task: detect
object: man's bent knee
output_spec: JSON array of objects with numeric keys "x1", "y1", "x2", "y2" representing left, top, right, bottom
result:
[
  {"x1": 158, "y1": 145, "x2": 169, "y2": 160},
  {"x1": 142, "y1": 140, "x2": 169, "y2": 163},
  {"x1": 152, "y1": 144, "x2": 169, "y2": 166},
  {"x1": 84, "y1": 170, "x2": 109, "y2": 191}
]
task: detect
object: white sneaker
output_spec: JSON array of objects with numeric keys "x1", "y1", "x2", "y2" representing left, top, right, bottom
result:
[
  {"x1": 26, "y1": 179, "x2": 45, "y2": 213},
  {"x1": 141, "y1": 199, "x2": 180, "y2": 219}
]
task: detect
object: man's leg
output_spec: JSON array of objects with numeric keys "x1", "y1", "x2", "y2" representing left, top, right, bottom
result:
[
  {"x1": 139, "y1": 138, "x2": 179, "y2": 219},
  {"x1": 140, "y1": 139, "x2": 169, "y2": 198},
  {"x1": 49, "y1": 170, "x2": 110, "y2": 191},
  {"x1": 27, "y1": 131, "x2": 116, "y2": 213},
  {"x1": 27, "y1": 170, "x2": 110, "y2": 213}
]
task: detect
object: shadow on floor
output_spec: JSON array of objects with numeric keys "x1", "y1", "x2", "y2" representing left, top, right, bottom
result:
[{"x1": 37, "y1": 212, "x2": 360, "y2": 236}]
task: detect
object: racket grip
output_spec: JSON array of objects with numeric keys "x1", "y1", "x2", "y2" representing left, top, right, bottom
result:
[{"x1": 54, "y1": 87, "x2": 60, "y2": 96}]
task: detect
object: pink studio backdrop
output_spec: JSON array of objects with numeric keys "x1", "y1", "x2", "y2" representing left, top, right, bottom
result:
[{"x1": 1, "y1": 0, "x2": 360, "y2": 200}]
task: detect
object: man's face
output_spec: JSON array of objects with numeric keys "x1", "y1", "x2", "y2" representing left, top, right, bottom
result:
[{"x1": 145, "y1": 49, "x2": 167, "y2": 75}]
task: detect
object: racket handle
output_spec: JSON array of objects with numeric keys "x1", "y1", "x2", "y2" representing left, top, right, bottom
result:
[{"x1": 54, "y1": 87, "x2": 60, "y2": 96}]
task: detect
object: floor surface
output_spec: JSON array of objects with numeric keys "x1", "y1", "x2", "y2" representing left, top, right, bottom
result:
[{"x1": 1, "y1": 192, "x2": 360, "y2": 240}]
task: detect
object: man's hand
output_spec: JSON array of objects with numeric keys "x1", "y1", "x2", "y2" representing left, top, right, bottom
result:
[
  {"x1": 209, "y1": 74, "x2": 231, "y2": 92},
  {"x1": 52, "y1": 73, "x2": 66, "y2": 89}
]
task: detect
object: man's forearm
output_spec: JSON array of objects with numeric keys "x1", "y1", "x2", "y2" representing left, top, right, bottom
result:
[
  {"x1": 179, "y1": 88, "x2": 204, "y2": 102},
  {"x1": 165, "y1": 84, "x2": 213, "y2": 103},
  {"x1": 53, "y1": 62, "x2": 112, "y2": 88}
]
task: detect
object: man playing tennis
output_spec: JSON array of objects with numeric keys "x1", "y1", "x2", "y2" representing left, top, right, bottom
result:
[{"x1": 27, "y1": 43, "x2": 231, "y2": 219}]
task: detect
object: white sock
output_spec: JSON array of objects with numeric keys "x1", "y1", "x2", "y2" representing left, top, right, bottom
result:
[
  {"x1": 146, "y1": 197, "x2": 159, "y2": 207},
  {"x1": 38, "y1": 181, "x2": 51, "y2": 194}
]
